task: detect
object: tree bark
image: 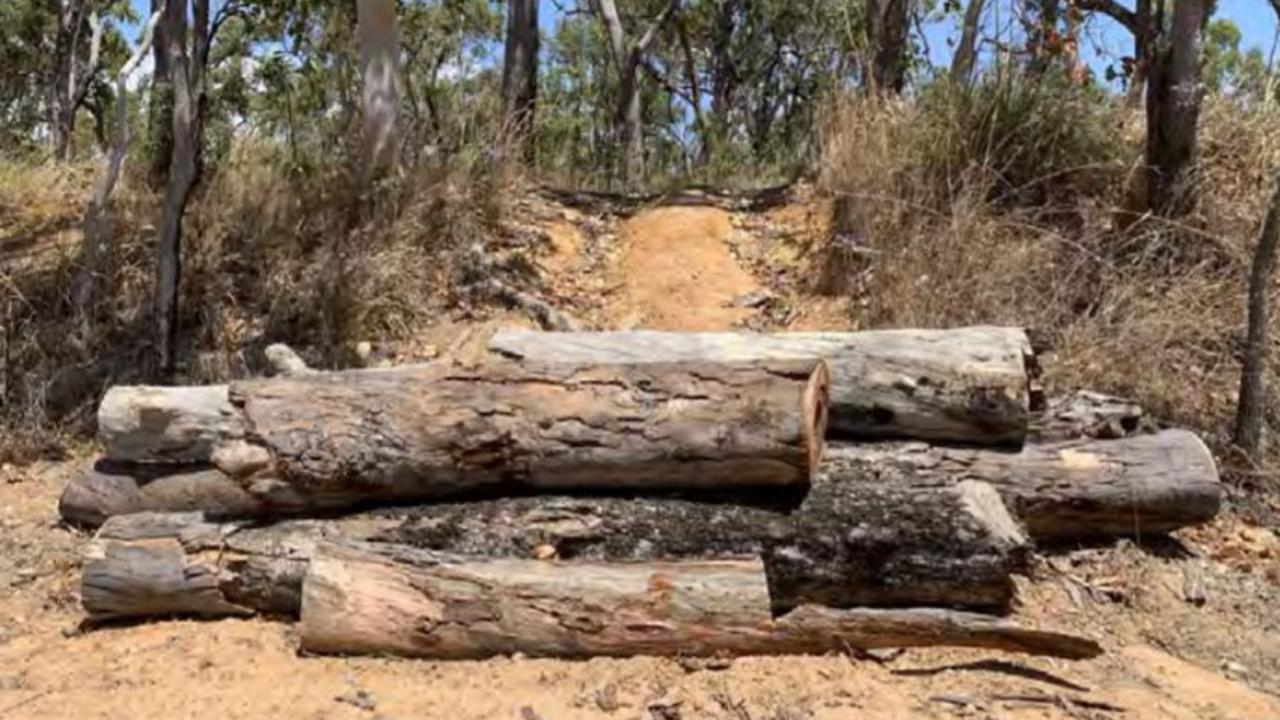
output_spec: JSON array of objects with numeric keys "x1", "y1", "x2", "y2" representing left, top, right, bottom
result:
[
  {"x1": 357, "y1": 0, "x2": 401, "y2": 179},
  {"x1": 78, "y1": 477, "x2": 1026, "y2": 620},
  {"x1": 951, "y1": 0, "x2": 985, "y2": 86},
  {"x1": 489, "y1": 327, "x2": 1039, "y2": 445},
  {"x1": 153, "y1": 0, "x2": 212, "y2": 376},
  {"x1": 298, "y1": 543, "x2": 1101, "y2": 660},
  {"x1": 500, "y1": 0, "x2": 539, "y2": 157},
  {"x1": 89, "y1": 360, "x2": 828, "y2": 511},
  {"x1": 866, "y1": 0, "x2": 912, "y2": 93},
  {"x1": 1144, "y1": 0, "x2": 1207, "y2": 217},
  {"x1": 1234, "y1": 171, "x2": 1280, "y2": 457}
]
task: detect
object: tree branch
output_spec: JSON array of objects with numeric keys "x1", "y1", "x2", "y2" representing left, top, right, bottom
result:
[
  {"x1": 635, "y1": 0, "x2": 680, "y2": 55},
  {"x1": 1076, "y1": 0, "x2": 1139, "y2": 36}
]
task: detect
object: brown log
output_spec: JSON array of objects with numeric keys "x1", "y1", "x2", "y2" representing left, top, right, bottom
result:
[
  {"x1": 96, "y1": 360, "x2": 828, "y2": 510},
  {"x1": 63, "y1": 428, "x2": 1220, "y2": 542},
  {"x1": 297, "y1": 542, "x2": 1102, "y2": 660},
  {"x1": 78, "y1": 476, "x2": 1026, "y2": 621},
  {"x1": 488, "y1": 327, "x2": 1039, "y2": 445}
]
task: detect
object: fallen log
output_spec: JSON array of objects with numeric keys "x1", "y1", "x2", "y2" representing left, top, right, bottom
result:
[
  {"x1": 94, "y1": 359, "x2": 828, "y2": 509},
  {"x1": 826, "y1": 429, "x2": 1221, "y2": 541},
  {"x1": 79, "y1": 478, "x2": 1026, "y2": 621},
  {"x1": 297, "y1": 542, "x2": 1102, "y2": 660},
  {"x1": 64, "y1": 429, "x2": 1219, "y2": 542},
  {"x1": 488, "y1": 327, "x2": 1039, "y2": 445}
]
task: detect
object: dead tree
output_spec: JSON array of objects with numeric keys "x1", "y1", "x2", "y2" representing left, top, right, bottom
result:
[{"x1": 1234, "y1": 171, "x2": 1280, "y2": 457}]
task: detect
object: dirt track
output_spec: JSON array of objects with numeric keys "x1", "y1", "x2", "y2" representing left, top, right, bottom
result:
[{"x1": 3, "y1": 198, "x2": 1280, "y2": 719}]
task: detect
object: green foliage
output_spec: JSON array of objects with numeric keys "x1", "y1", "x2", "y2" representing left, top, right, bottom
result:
[{"x1": 914, "y1": 71, "x2": 1124, "y2": 207}]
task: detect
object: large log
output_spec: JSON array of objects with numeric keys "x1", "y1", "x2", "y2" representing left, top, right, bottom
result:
[
  {"x1": 488, "y1": 327, "x2": 1039, "y2": 445},
  {"x1": 297, "y1": 542, "x2": 1102, "y2": 660},
  {"x1": 826, "y1": 429, "x2": 1221, "y2": 541},
  {"x1": 63, "y1": 430, "x2": 1220, "y2": 542},
  {"x1": 79, "y1": 478, "x2": 1027, "y2": 621},
  {"x1": 95, "y1": 360, "x2": 828, "y2": 509}
]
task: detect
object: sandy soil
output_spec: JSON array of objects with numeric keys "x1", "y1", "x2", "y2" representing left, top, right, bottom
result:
[{"x1": 3, "y1": 194, "x2": 1280, "y2": 719}]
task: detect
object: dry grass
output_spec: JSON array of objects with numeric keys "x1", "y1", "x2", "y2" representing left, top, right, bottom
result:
[
  {"x1": 818, "y1": 84, "x2": 1280, "y2": 494},
  {"x1": 0, "y1": 137, "x2": 511, "y2": 461}
]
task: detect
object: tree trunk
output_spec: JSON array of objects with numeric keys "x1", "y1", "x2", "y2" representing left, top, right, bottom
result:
[
  {"x1": 357, "y1": 0, "x2": 402, "y2": 179},
  {"x1": 866, "y1": 0, "x2": 912, "y2": 93},
  {"x1": 298, "y1": 542, "x2": 1101, "y2": 660},
  {"x1": 951, "y1": 0, "x2": 985, "y2": 85},
  {"x1": 78, "y1": 477, "x2": 1026, "y2": 620},
  {"x1": 74, "y1": 11, "x2": 163, "y2": 315},
  {"x1": 1234, "y1": 172, "x2": 1280, "y2": 457},
  {"x1": 500, "y1": 0, "x2": 539, "y2": 157},
  {"x1": 1127, "y1": 0, "x2": 1153, "y2": 105},
  {"x1": 147, "y1": 0, "x2": 177, "y2": 188},
  {"x1": 489, "y1": 327, "x2": 1039, "y2": 445},
  {"x1": 63, "y1": 429, "x2": 1219, "y2": 542},
  {"x1": 1145, "y1": 0, "x2": 1207, "y2": 217},
  {"x1": 153, "y1": 0, "x2": 210, "y2": 377},
  {"x1": 49, "y1": 1, "x2": 102, "y2": 162}
]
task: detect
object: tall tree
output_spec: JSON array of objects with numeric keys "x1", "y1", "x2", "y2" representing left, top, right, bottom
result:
[
  {"x1": 865, "y1": 0, "x2": 912, "y2": 93},
  {"x1": 501, "y1": 0, "x2": 539, "y2": 156},
  {"x1": 49, "y1": 0, "x2": 104, "y2": 161},
  {"x1": 1080, "y1": 0, "x2": 1208, "y2": 217},
  {"x1": 357, "y1": 0, "x2": 402, "y2": 178},
  {"x1": 74, "y1": 10, "x2": 163, "y2": 315},
  {"x1": 1144, "y1": 0, "x2": 1208, "y2": 216},
  {"x1": 951, "y1": 0, "x2": 985, "y2": 86},
  {"x1": 1235, "y1": 172, "x2": 1280, "y2": 458},
  {"x1": 153, "y1": 0, "x2": 242, "y2": 374},
  {"x1": 594, "y1": 0, "x2": 681, "y2": 186}
]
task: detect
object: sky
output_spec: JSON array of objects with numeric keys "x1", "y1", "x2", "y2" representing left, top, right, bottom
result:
[{"x1": 124, "y1": 0, "x2": 1280, "y2": 87}]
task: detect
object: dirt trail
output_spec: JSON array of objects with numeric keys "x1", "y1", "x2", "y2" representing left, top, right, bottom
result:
[
  {"x1": 3, "y1": 194, "x2": 1280, "y2": 719},
  {"x1": 605, "y1": 206, "x2": 759, "y2": 331}
]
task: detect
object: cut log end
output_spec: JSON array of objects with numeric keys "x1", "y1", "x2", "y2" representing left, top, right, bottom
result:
[{"x1": 802, "y1": 361, "x2": 831, "y2": 475}]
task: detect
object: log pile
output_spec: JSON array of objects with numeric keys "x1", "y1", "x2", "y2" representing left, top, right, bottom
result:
[{"x1": 64, "y1": 327, "x2": 1226, "y2": 663}]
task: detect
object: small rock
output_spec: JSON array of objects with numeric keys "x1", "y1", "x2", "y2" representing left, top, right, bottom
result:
[
  {"x1": 336, "y1": 689, "x2": 377, "y2": 712},
  {"x1": 519, "y1": 706, "x2": 544, "y2": 720},
  {"x1": 1223, "y1": 661, "x2": 1249, "y2": 681},
  {"x1": 594, "y1": 682, "x2": 622, "y2": 712},
  {"x1": 531, "y1": 544, "x2": 558, "y2": 560}
]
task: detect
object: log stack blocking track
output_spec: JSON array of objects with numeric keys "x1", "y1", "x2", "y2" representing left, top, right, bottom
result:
[{"x1": 68, "y1": 326, "x2": 1222, "y2": 663}]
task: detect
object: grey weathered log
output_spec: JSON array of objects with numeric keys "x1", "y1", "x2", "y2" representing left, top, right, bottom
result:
[
  {"x1": 827, "y1": 429, "x2": 1221, "y2": 541},
  {"x1": 59, "y1": 460, "x2": 262, "y2": 527},
  {"x1": 488, "y1": 327, "x2": 1038, "y2": 445},
  {"x1": 78, "y1": 478, "x2": 1026, "y2": 621},
  {"x1": 98, "y1": 384, "x2": 241, "y2": 463},
  {"x1": 298, "y1": 542, "x2": 1102, "y2": 660}
]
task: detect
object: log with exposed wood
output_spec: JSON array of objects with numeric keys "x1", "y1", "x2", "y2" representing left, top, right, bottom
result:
[
  {"x1": 297, "y1": 541, "x2": 1102, "y2": 660},
  {"x1": 90, "y1": 359, "x2": 828, "y2": 511},
  {"x1": 487, "y1": 327, "x2": 1040, "y2": 445},
  {"x1": 79, "y1": 477, "x2": 1027, "y2": 621},
  {"x1": 62, "y1": 429, "x2": 1220, "y2": 542},
  {"x1": 826, "y1": 429, "x2": 1221, "y2": 541}
]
